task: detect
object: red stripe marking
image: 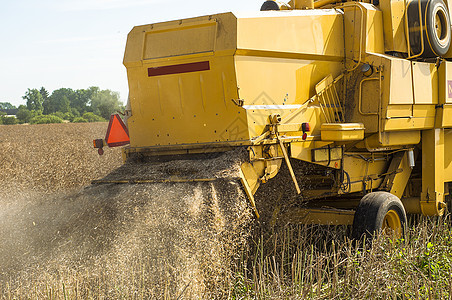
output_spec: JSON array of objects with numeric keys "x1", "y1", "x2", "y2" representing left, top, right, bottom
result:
[{"x1": 148, "y1": 61, "x2": 210, "y2": 77}]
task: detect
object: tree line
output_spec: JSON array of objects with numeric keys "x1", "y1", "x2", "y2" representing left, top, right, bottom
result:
[{"x1": 0, "y1": 87, "x2": 124, "y2": 125}]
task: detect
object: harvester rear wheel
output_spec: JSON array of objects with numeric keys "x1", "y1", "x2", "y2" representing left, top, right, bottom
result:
[
  {"x1": 352, "y1": 192, "x2": 407, "y2": 239},
  {"x1": 407, "y1": 0, "x2": 451, "y2": 57},
  {"x1": 260, "y1": 1, "x2": 280, "y2": 10},
  {"x1": 426, "y1": 0, "x2": 451, "y2": 56}
]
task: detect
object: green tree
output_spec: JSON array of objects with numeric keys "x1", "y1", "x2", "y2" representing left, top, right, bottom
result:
[
  {"x1": 44, "y1": 88, "x2": 75, "y2": 114},
  {"x1": 1, "y1": 116, "x2": 18, "y2": 125},
  {"x1": 74, "y1": 86, "x2": 99, "y2": 115},
  {"x1": 81, "y1": 112, "x2": 105, "y2": 122},
  {"x1": 64, "y1": 109, "x2": 79, "y2": 122},
  {"x1": 39, "y1": 87, "x2": 49, "y2": 102},
  {"x1": 73, "y1": 117, "x2": 88, "y2": 123},
  {"x1": 23, "y1": 88, "x2": 44, "y2": 112},
  {"x1": 30, "y1": 115, "x2": 63, "y2": 124},
  {"x1": 90, "y1": 89, "x2": 123, "y2": 119},
  {"x1": 16, "y1": 105, "x2": 35, "y2": 123},
  {"x1": 0, "y1": 102, "x2": 16, "y2": 110}
]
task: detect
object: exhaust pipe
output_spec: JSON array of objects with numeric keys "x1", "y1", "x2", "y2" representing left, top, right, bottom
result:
[{"x1": 408, "y1": 149, "x2": 415, "y2": 169}]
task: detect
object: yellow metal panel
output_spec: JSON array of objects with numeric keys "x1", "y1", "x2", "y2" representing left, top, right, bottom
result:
[
  {"x1": 124, "y1": 13, "x2": 238, "y2": 66},
  {"x1": 359, "y1": 76, "x2": 380, "y2": 117},
  {"x1": 290, "y1": 140, "x2": 338, "y2": 168},
  {"x1": 235, "y1": 56, "x2": 306, "y2": 106},
  {"x1": 384, "y1": 104, "x2": 435, "y2": 131},
  {"x1": 385, "y1": 104, "x2": 413, "y2": 118},
  {"x1": 412, "y1": 62, "x2": 438, "y2": 104},
  {"x1": 413, "y1": 105, "x2": 436, "y2": 118},
  {"x1": 295, "y1": 0, "x2": 314, "y2": 9},
  {"x1": 421, "y1": 129, "x2": 446, "y2": 216},
  {"x1": 234, "y1": 55, "x2": 342, "y2": 138},
  {"x1": 126, "y1": 54, "x2": 249, "y2": 148},
  {"x1": 389, "y1": 58, "x2": 413, "y2": 104},
  {"x1": 384, "y1": 104, "x2": 436, "y2": 131},
  {"x1": 444, "y1": 129, "x2": 452, "y2": 181},
  {"x1": 236, "y1": 10, "x2": 344, "y2": 59},
  {"x1": 312, "y1": 147, "x2": 342, "y2": 162},
  {"x1": 320, "y1": 123, "x2": 365, "y2": 130},
  {"x1": 437, "y1": 62, "x2": 452, "y2": 127},
  {"x1": 364, "y1": 5, "x2": 385, "y2": 54},
  {"x1": 124, "y1": 12, "x2": 252, "y2": 149},
  {"x1": 320, "y1": 123, "x2": 365, "y2": 141},
  {"x1": 239, "y1": 167, "x2": 260, "y2": 218},
  {"x1": 436, "y1": 105, "x2": 452, "y2": 128},
  {"x1": 241, "y1": 162, "x2": 260, "y2": 194},
  {"x1": 343, "y1": 3, "x2": 384, "y2": 68},
  {"x1": 289, "y1": 0, "x2": 314, "y2": 9},
  {"x1": 438, "y1": 61, "x2": 452, "y2": 104},
  {"x1": 364, "y1": 131, "x2": 420, "y2": 148},
  {"x1": 283, "y1": 208, "x2": 355, "y2": 225},
  {"x1": 343, "y1": 5, "x2": 363, "y2": 66},
  {"x1": 143, "y1": 22, "x2": 216, "y2": 60},
  {"x1": 352, "y1": 54, "x2": 413, "y2": 134},
  {"x1": 402, "y1": 197, "x2": 422, "y2": 214},
  {"x1": 277, "y1": 123, "x2": 302, "y2": 132},
  {"x1": 379, "y1": 0, "x2": 408, "y2": 53},
  {"x1": 296, "y1": 61, "x2": 343, "y2": 102},
  {"x1": 384, "y1": 116, "x2": 435, "y2": 131},
  {"x1": 390, "y1": 152, "x2": 412, "y2": 198},
  {"x1": 342, "y1": 155, "x2": 388, "y2": 194}
]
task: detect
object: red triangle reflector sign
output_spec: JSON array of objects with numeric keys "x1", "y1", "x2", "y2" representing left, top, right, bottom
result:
[{"x1": 105, "y1": 114, "x2": 130, "y2": 147}]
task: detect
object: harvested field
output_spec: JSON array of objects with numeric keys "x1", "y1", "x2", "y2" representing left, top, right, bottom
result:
[
  {"x1": 0, "y1": 123, "x2": 254, "y2": 299},
  {"x1": 0, "y1": 123, "x2": 123, "y2": 196}
]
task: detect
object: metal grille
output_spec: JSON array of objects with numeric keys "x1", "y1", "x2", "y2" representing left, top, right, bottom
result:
[{"x1": 315, "y1": 74, "x2": 345, "y2": 123}]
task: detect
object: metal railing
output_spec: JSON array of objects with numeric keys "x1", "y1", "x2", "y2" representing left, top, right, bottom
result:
[
  {"x1": 404, "y1": 0, "x2": 426, "y2": 59},
  {"x1": 315, "y1": 74, "x2": 345, "y2": 123}
]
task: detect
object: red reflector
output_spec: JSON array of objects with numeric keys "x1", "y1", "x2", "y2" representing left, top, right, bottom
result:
[
  {"x1": 93, "y1": 139, "x2": 104, "y2": 149},
  {"x1": 105, "y1": 114, "x2": 130, "y2": 147},
  {"x1": 148, "y1": 61, "x2": 210, "y2": 77},
  {"x1": 302, "y1": 132, "x2": 308, "y2": 140},
  {"x1": 302, "y1": 122, "x2": 311, "y2": 132}
]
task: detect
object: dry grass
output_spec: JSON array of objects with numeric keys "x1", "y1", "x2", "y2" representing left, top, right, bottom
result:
[{"x1": 230, "y1": 217, "x2": 452, "y2": 299}]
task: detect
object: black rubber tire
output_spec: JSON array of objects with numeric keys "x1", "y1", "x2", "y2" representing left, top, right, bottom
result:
[
  {"x1": 352, "y1": 192, "x2": 407, "y2": 239},
  {"x1": 407, "y1": 0, "x2": 451, "y2": 57},
  {"x1": 261, "y1": 1, "x2": 280, "y2": 11}
]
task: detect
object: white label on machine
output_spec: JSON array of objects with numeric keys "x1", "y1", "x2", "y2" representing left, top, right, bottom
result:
[{"x1": 242, "y1": 105, "x2": 302, "y2": 110}]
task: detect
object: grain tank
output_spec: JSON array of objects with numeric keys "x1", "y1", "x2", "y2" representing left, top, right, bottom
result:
[{"x1": 95, "y1": 0, "x2": 452, "y2": 237}]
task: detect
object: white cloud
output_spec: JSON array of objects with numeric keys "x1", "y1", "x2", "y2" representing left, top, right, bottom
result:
[{"x1": 57, "y1": 0, "x2": 162, "y2": 12}]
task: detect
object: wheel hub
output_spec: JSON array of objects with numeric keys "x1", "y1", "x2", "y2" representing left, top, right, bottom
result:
[{"x1": 382, "y1": 209, "x2": 402, "y2": 238}]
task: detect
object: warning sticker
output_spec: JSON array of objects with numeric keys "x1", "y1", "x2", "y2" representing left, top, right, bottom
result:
[{"x1": 448, "y1": 80, "x2": 452, "y2": 98}]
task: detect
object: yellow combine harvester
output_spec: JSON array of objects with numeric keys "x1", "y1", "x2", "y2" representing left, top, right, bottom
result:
[{"x1": 95, "y1": 0, "x2": 452, "y2": 237}]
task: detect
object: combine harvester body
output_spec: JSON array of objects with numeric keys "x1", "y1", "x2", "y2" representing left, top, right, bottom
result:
[{"x1": 96, "y1": 0, "x2": 452, "y2": 236}]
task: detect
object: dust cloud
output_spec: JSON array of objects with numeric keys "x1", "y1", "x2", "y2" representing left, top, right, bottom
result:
[{"x1": 0, "y1": 124, "x2": 254, "y2": 299}]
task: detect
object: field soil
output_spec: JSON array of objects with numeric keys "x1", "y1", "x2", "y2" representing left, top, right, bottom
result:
[{"x1": 0, "y1": 122, "x2": 123, "y2": 196}]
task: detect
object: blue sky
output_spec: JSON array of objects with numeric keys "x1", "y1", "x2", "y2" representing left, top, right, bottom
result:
[{"x1": 0, "y1": 0, "x2": 260, "y2": 106}]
